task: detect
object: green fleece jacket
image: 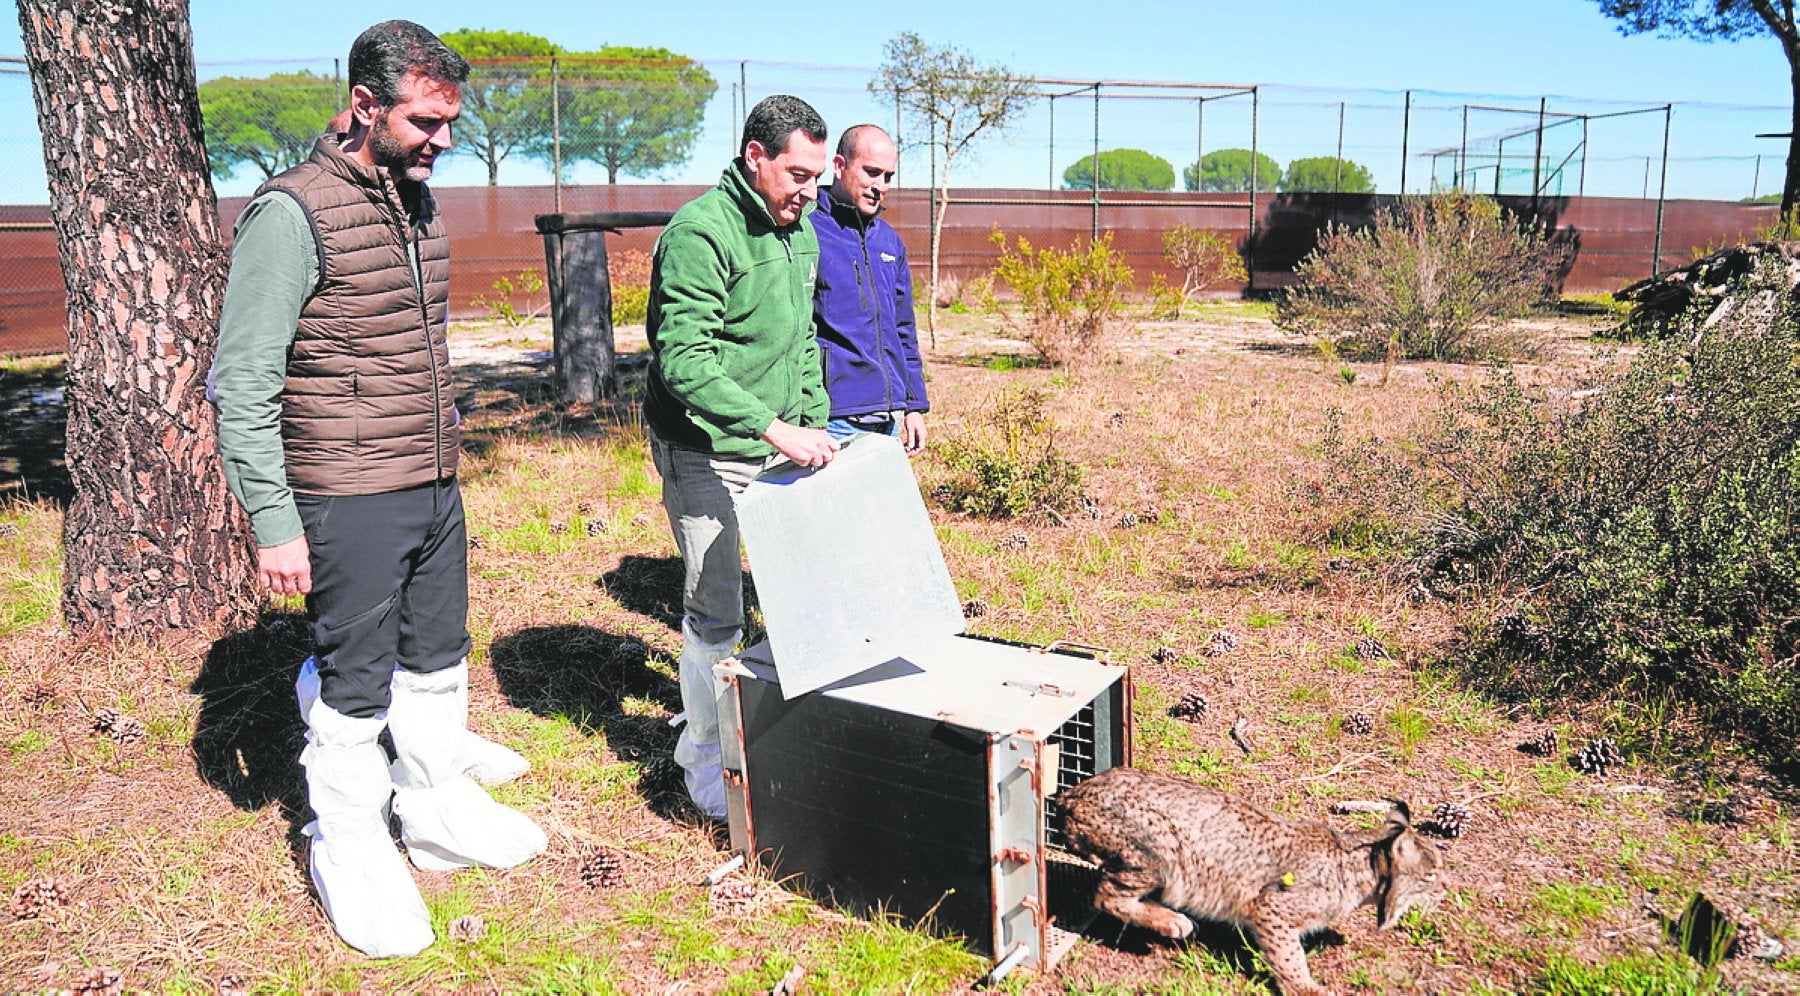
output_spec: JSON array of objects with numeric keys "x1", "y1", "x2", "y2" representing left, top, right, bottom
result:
[{"x1": 643, "y1": 160, "x2": 828, "y2": 457}]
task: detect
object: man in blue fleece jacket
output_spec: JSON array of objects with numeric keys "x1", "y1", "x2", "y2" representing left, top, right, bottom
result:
[{"x1": 810, "y1": 124, "x2": 929, "y2": 453}]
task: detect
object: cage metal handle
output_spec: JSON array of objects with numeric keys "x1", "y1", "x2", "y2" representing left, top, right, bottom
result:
[{"x1": 1037, "y1": 639, "x2": 1111, "y2": 660}]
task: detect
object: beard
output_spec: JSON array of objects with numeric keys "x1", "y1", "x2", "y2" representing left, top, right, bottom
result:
[{"x1": 370, "y1": 112, "x2": 432, "y2": 184}]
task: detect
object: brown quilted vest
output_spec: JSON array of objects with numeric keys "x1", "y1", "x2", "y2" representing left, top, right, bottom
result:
[{"x1": 257, "y1": 137, "x2": 457, "y2": 495}]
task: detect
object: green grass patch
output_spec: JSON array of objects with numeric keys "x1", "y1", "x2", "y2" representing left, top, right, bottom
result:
[
  {"x1": 1523, "y1": 950, "x2": 1718, "y2": 994},
  {"x1": 1244, "y1": 609, "x2": 1285, "y2": 630},
  {"x1": 795, "y1": 911, "x2": 987, "y2": 993},
  {"x1": 1526, "y1": 881, "x2": 1629, "y2": 938},
  {"x1": 618, "y1": 887, "x2": 741, "y2": 974},
  {"x1": 1385, "y1": 706, "x2": 1433, "y2": 753}
]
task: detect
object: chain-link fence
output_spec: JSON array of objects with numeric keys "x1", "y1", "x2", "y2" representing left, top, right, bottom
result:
[{"x1": 1, "y1": 53, "x2": 1793, "y2": 353}]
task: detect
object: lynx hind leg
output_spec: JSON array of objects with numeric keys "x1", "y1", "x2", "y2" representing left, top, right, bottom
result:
[
  {"x1": 1247, "y1": 919, "x2": 1332, "y2": 996},
  {"x1": 1093, "y1": 861, "x2": 1195, "y2": 940}
]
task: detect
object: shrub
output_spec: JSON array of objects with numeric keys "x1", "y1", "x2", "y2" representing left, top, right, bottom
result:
[
  {"x1": 609, "y1": 249, "x2": 652, "y2": 327},
  {"x1": 982, "y1": 228, "x2": 1134, "y2": 367},
  {"x1": 1161, "y1": 224, "x2": 1246, "y2": 318},
  {"x1": 470, "y1": 269, "x2": 547, "y2": 326},
  {"x1": 1277, "y1": 193, "x2": 1566, "y2": 367},
  {"x1": 931, "y1": 387, "x2": 1086, "y2": 520},
  {"x1": 1310, "y1": 259, "x2": 1800, "y2": 759}
]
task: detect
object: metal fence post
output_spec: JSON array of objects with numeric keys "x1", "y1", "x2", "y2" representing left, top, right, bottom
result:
[
  {"x1": 550, "y1": 55, "x2": 562, "y2": 214},
  {"x1": 1399, "y1": 90, "x2": 1411, "y2": 195},
  {"x1": 1247, "y1": 85, "x2": 1259, "y2": 293},
  {"x1": 1091, "y1": 83, "x2": 1100, "y2": 241},
  {"x1": 1653, "y1": 104, "x2": 1672, "y2": 278}
]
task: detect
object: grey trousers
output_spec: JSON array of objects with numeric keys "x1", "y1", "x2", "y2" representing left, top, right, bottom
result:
[{"x1": 648, "y1": 434, "x2": 780, "y2": 802}]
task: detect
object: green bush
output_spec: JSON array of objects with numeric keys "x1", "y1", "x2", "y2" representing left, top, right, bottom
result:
[
  {"x1": 982, "y1": 228, "x2": 1134, "y2": 367},
  {"x1": 611, "y1": 286, "x2": 650, "y2": 327},
  {"x1": 1277, "y1": 193, "x2": 1566, "y2": 367},
  {"x1": 1308, "y1": 259, "x2": 1800, "y2": 759},
  {"x1": 931, "y1": 387, "x2": 1086, "y2": 520},
  {"x1": 609, "y1": 249, "x2": 652, "y2": 327},
  {"x1": 1161, "y1": 223, "x2": 1245, "y2": 318}
]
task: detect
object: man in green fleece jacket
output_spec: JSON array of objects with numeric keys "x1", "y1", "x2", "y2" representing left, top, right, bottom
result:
[{"x1": 644, "y1": 94, "x2": 839, "y2": 818}]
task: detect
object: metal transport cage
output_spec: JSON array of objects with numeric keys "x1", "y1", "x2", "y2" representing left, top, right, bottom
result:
[{"x1": 715, "y1": 435, "x2": 1133, "y2": 978}]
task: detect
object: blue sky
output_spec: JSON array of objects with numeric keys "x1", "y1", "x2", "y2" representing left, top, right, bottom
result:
[{"x1": 1, "y1": 0, "x2": 1793, "y2": 200}]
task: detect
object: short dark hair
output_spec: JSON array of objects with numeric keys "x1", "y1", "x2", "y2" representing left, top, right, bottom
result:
[
  {"x1": 348, "y1": 20, "x2": 470, "y2": 107},
  {"x1": 836, "y1": 124, "x2": 888, "y2": 161},
  {"x1": 741, "y1": 95, "x2": 826, "y2": 159}
]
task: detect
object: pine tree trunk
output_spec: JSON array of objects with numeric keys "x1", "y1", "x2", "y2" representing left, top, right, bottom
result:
[
  {"x1": 1786, "y1": 49, "x2": 1800, "y2": 219},
  {"x1": 16, "y1": 0, "x2": 258, "y2": 638}
]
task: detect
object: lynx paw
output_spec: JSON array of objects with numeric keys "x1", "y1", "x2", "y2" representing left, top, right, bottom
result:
[{"x1": 1156, "y1": 912, "x2": 1195, "y2": 939}]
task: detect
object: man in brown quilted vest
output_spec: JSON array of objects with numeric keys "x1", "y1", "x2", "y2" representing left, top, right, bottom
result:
[{"x1": 211, "y1": 20, "x2": 543, "y2": 958}]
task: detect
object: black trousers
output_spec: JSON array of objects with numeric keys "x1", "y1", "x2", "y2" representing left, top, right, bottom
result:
[{"x1": 296, "y1": 477, "x2": 472, "y2": 718}]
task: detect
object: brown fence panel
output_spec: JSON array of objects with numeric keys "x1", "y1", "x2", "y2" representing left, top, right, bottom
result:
[{"x1": 0, "y1": 186, "x2": 1783, "y2": 356}]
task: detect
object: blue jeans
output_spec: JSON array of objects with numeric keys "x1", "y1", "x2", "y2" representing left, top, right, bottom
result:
[
  {"x1": 648, "y1": 433, "x2": 783, "y2": 816},
  {"x1": 826, "y1": 412, "x2": 903, "y2": 443}
]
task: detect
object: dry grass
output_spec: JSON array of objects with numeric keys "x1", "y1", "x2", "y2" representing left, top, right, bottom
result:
[{"x1": 0, "y1": 309, "x2": 1795, "y2": 993}]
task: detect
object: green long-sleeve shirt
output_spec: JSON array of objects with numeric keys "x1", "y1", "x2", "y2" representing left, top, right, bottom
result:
[
  {"x1": 212, "y1": 193, "x2": 317, "y2": 548},
  {"x1": 213, "y1": 191, "x2": 431, "y2": 547}
]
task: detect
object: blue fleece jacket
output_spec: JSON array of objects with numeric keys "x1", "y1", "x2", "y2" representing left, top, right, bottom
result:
[{"x1": 809, "y1": 186, "x2": 928, "y2": 418}]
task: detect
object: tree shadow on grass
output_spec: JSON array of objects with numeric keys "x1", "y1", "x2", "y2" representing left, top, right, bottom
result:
[
  {"x1": 599, "y1": 553, "x2": 762, "y2": 642},
  {"x1": 190, "y1": 610, "x2": 312, "y2": 863},
  {"x1": 489, "y1": 622, "x2": 711, "y2": 829},
  {"x1": 453, "y1": 351, "x2": 652, "y2": 467}
]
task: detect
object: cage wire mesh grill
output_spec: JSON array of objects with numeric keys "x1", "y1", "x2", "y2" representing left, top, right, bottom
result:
[{"x1": 1044, "y1": 701, "x2": 1098, "y2": 851}]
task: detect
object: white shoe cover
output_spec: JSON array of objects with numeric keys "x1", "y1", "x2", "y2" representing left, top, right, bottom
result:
[
  {"x1": 300, "y1": 657, "x2": 531, "y2": 786},
  {"x1": 459, "y1": 728, "x2": 530, "y2": 786},
  {"x1": 299, "y1": 697, "x2": 433, "y2": 958},
  {"x1": 388, "y1": 663, "x2": 546, "y2": 871},
  {"x1": 673, "y1": 623, "x2": 735, "y2": 820},
  {"x1": 676, "y1": 740, "x2": 729, "y2": 820},
  {"x1": 393, "y1": 660, "x2": 531, "y2": 786}
]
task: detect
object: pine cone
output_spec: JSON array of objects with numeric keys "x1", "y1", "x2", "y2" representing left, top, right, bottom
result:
[
  {"x1": 1342, "y1": 711, "x2": 1375, "y2": 735},
  {"x1": 1115, "y1": 512, "x2": 1140, "y2": 529},
  {"x1": 639, "y1": 755, "x2": 682, "y2": 796},
  {"x1": 1423, "y1": 801, "x2": 1472, "y2": 838},
  {"x1": 1201, "y1": 630, "x2": 1239, "y2": 658},
  {"x1": 1354, "y1": 636, "x2": 1391, "y2": 660},
  {"x1": 218, "y1": 974, "x2": 249, "y2": 996},
  {"x1": 1522, "y1": 728, "x2": 1560, "y2": 757},
  {"x1": 1079, "y1": 497, "x2": 1103, "y2": 520},
  {"x1": 90, "y1": 708, "x2": 145, "y2": 747},
  {"x1": 71, "y1": 967, "x2": 123, "y2": 996},
  {"x1": 0, "y1": 521, "x2": 17, "y2": 538},
  {"x1": 549, "y1": 520, "x2": 569, "y2": 535},
  {"x1": 9, "y1": 878, "x2": 67, "y2": 919},
  {"x1": 1573, "y1": 737, "x2": 1624, "y2": 776},
  {"x1": 961, "y1": 599, "x2": 989, "y2": 619},
  {"x1": 708, "y1": 877, "x2": 756, "y2": 914},
  {"x1": 1150, "y1": 646, "x2": 1180, "y2": 666},
  {"x1": 448, "y1": 914, "x2": 487, "y2": 943},
  {"x1": 1107, "y1": 412, "x2": 1126, "y2": 428},
  {"x1": 612, "y1": 640, "x2": 649, "y2": 667},
  {"x1": 584, "y1": 517, "x2": 609, "y2": 536},
  {"x1": 997, "y1": 532, "x2": 1029, "y2": 551},
  {"x1": 468, "y1": 533, "x2": 485, "y2": 550},
  {"x1": 1168, "y1": 691, "x2": 1208, "y2": 722},
  {"x1": 928, "y1": 484, "x2": 953, "y2": 506},
  {"x1": 579, "y1": 847, "x2": 626, "y2": 890},
  {"x1": 576, "y1": 500, "x2": 597, "y2": 517},
  {"x1": 21, "y1": 682, "x2": 56, "y2": 709}
]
